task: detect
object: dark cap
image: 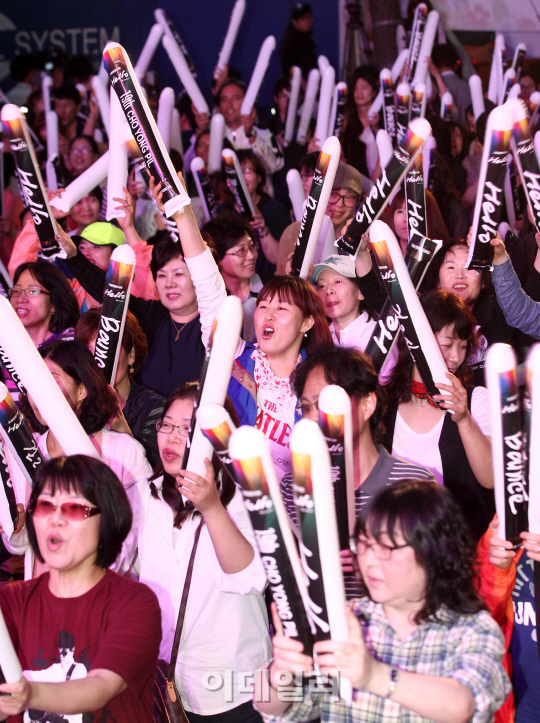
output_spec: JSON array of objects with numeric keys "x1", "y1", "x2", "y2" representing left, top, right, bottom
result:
[{"x1": 292, "y1": 3, "x2": 312, "y2": 20}]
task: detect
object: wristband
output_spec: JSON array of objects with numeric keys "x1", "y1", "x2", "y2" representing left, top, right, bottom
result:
[{"x1": 385, "y1": 666, "x2": 399, "y2": 698}]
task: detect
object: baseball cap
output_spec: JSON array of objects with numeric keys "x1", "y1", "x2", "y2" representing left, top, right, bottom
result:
[
  {"x1": 311, "y1": 255, "x2": 356, "y2": 284},
  {"x1": 292, "y1": 3, "x2": 312, "y2": 19},
  {"x1": 80, "y1": 222, "x2": 125, "y2": 247}
]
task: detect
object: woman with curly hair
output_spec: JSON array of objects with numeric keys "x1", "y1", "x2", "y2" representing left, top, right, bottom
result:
[
  {"x1": 255, "y1": 480, "x2": 510, "y2": 722},
  {"x1": 382, "y1": 289, "x2": 493, "y2": 540},
  {"x1": 3, "y1": 340, "x2": 151, "y2": 578},
  {"x1": 421, "y1": 237, "x2": 516, "y2": 385}
]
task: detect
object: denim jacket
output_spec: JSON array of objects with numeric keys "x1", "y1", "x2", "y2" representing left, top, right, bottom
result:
[{"x1": 492, "y1": 258, "x2": 540, "y2": 339}]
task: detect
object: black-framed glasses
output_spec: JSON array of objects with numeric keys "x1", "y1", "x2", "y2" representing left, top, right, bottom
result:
[
  {"x1": 295, "y1": 400, "x2": 319, "y2": 417},
  {"x1": 156, "y1": 420, "x2": 190, "y2": 437},
  {"x1": 9, "y1": 287, "x2": 51, "y2": 299},
  {"x1": 225, "y1": 242, "x2": 258, "y2": 258},
  {"x1": 31, "y1": 500, "x2": 101, "y2": 521},
  {"x1": 350, "y1": 536, "x2": 411, "y2": 560},
  {"x1": 328, "y1": 191, "x2": 359, "y2": 208}
]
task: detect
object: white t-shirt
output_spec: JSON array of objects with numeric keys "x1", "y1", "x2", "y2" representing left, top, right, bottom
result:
[
  {"x1": 330, "y1": 312, "x2": 399, "y2": 384},
  {"x1": 392, "y1": 386, "x2": 491, "y2": 486},
  {"x1": 251, "y1": 347, "x2": 297, "y2": 481},
  {"x1": 136, "y1": 482, "x2": 271, "y2": 715}
]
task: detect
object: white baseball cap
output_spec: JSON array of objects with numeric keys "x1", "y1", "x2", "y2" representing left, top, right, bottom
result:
[{"x1": 311, "y1": 255, "x2": 356, "y2": 284}]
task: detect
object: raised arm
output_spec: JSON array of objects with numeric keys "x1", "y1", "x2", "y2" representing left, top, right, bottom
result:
[{"x1": 491, "y1": 237, "x2": 540, "y2": 339}]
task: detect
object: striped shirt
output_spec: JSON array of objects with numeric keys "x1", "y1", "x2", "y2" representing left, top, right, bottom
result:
[
  {"x1": 261, "y1": 599, "x2": 511, "y2": 723},
  {"x1": 280, "y1": 445, "x2": 435, "y2": 601}
]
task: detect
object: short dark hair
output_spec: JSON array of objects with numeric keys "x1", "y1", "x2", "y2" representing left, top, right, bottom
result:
[
  {"x1": 272, "y1": 77, "x2": 290, "y2": 97},
  {"x1": 66, "y1": 55, "x2": 94, "y2": 83},
  {"x1": 75, "y1": 307, "x2": 149, "y2": 374},
  {"x1": 26, "y1": 455, "x2": 132, "y2": 569},
  {"x1": 297, "y1": 152, "x2": 319, "y2": 175},
  {"x1": 10, "y1": 54, "x2": 37, "y2": 83},
  {"x1": 236, "y1": 148, "x2": 266, "y2": 195},
  {"x1": 421, "y1": 238, "x2": 494, "y2": 301},
  {"x1": 69, "y1": 134, "x2": 99, "y2": 156},
  {"x1": 54, "y1": 85, "x2": 81, "y2": 106},
  {"x1": 150, "y1": 384, "x2": 239, "y2": 527},
  {"x1": 13, "y1": 261, "x2": 80, "y2": 334},
  {"x1": 201, "y1": 211, "x2": 255, "y2": 261},
  {"x1": 150, "y1": 236, "x2": 184, "y2": 280},
  {"x1": 21, "y1": 340, "x2": 119, "y2": 435},
  {"x1": 215, "y1": 78, "x2": 247, "y2": 106},
  {"x1": 291, "y1": 346, "x2": 387, "y2": 442},
  {"x1": 355, "y1": 479, "x2": 485, "y2": 624},
  {"x1": 431, "y1": 43, "x2": 459, "y2": 70}
]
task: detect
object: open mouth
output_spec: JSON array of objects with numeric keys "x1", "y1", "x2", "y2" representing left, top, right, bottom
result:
[
  {"x1": 163, "y1": 448, "x2": 180, "y2": 461},
  {"x1": 47, "y1": 534, "x2": 63, "y2": 551},
  {"x1": 15, "y1": 307, "x2": 29, "y2": 316},
  {"x1": 453, "y1": 284, "x2": 467, "y2": 291},
  {"x1": 261, "y1": 325, "x2": 275, "y2": 340}
]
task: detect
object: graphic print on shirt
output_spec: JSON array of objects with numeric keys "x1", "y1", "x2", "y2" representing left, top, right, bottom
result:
[
  {"x1": 512, "y1": 555, "x2": 536, "y2": 641},
  {"x1": 24, "y1": 630, "x2": 89, "y2": 723}
]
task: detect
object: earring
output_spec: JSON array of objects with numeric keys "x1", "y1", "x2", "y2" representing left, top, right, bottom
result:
[
  {"x1": 304, "y1": 332, "x2": 308, "y2": 337},
  {"x1": 129, "y1": 364, "x2": 135, "y2": 374}
]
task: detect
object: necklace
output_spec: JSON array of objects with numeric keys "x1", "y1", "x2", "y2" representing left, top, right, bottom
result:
[
  {"x1": 171, "y1": 318, "x2": 189, "y2": 342},
  {"x1": 410, "y1": 394, "x2": 428, "y2": 407}
]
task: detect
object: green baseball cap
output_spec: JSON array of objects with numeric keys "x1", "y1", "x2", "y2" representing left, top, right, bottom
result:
[{"x1": 80, "y1": 222, "x2": 125, "y2": 247}]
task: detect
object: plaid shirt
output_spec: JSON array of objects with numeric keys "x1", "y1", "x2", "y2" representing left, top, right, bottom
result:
[{"x1": 262, "y1": 598, "x2": 511, "y2": 723}]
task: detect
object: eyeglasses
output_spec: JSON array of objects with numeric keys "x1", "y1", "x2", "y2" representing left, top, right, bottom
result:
[
  {"x1": 295, "y1": 400, "x2": 319, "y2": 417},
  {"x1": 300, "y1": 171, "x2": 314, "y2": 181},
  {"x1": 156, "y1": 420, "x2": 190, "y2": 437},
  {"x1": 351, "y1": 537, "x2": 411, "y2": 560},
  {"x1": 31, "y1": 500, "x2": 101, "y2": 521},
  {"x1": 328, "y1": 191, "x2": 359, "y2": 208},
  {"x1": 225, "y1": 242, "x2": 258, "y2": 258},
  {"x1": 9, "y1": 287, "x2": 51, "y2": 299},
  {"x1": 242, "y1": 167, "x2": 257, "y2": 176},
  {"x1": 70, "y1": 147, "x2": 92, "y2": 155}
]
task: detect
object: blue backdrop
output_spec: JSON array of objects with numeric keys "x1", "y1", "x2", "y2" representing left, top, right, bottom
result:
[{"x1": 0, "y1": 1, "x2": 339, "y2": 116}]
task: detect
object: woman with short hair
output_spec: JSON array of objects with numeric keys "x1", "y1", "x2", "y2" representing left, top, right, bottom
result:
[
  {"x1": 0, "y1": 455, "x2": 161, "y2": 722},
  {"x1": 2, "y1": 340, "x2": 152, "y2": 578},
  {"x1": 255, "y1": 480, "x2": 510, "y2": 722}
]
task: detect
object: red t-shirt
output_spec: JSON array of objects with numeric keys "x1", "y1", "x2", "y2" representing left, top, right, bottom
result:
[{"x1": 0, "y1": 570, "x2": 161, "y2": 722}]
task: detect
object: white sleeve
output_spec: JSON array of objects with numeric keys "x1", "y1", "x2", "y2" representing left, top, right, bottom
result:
[
  {"x1": 214, "y1": 488, "x2": 268, "y2": 596},
  {"x1": 471, "y1": 386, "x2": 491, "y2": 438},
  {"x1": 182, "y1": 133, "x2": 198, "y2": 171},
  {"x1": 252, "y1": 128, "x2": 284, "y2": 175},
  {"x1": 185, "y1": 247, "x2": 227, "y2": 350}
]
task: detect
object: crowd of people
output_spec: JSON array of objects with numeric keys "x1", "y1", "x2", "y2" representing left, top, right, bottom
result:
[{"x1": 1, "y1": 1, "x2": 540, "y2": 722}]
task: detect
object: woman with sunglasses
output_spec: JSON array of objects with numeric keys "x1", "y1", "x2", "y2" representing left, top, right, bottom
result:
[
  {"x1": 131, "y1": 384, "x2": 271, "y2": 721},
  {"x1": 255, "y1": 480, "x2": 510, "y2": 723},
  {"x1": 2, "y1": 340, "x2": 152, "y2": 579},
  {"x1": 0, "y1": 455, "x2": 161, "y2": 722}
]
